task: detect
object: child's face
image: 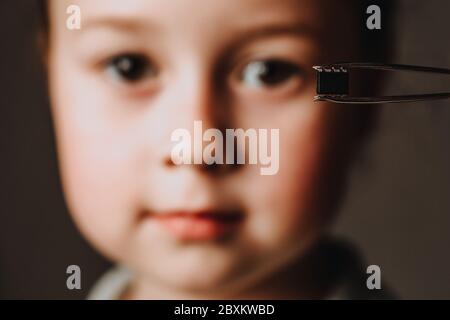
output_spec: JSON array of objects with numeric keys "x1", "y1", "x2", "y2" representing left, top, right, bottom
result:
[{"x1": 48, "y1": 0, "x2": 357, "y2": 295}]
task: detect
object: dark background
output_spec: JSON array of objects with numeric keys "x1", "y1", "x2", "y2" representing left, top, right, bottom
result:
[
  {"x1": 0, "y1": 1, "x2": 109, "y2": 299},
  {"x1": 1, "y1": 0, "x2": 449, "y2": 299}
]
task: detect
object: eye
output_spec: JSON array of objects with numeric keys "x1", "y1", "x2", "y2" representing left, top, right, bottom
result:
[
  {"x1": 239, "y1": 59, "x2": 303, "y2": 88},
  {"x1": 105, "y1": 54, "x2": 157, "y2": 83}
]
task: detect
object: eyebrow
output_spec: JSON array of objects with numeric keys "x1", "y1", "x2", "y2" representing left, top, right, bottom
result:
[
  {"x1": 79, "y1": 16, "x2": 159, "y2": 34},
  {"x1": 228, "y1": 22, "x2": 317, "y2": 50},
  {"x1": 80, "y1": 16, "x2": 313, "y2": 35},
  {"x1": 220, "y1": 22, "x2": 319, "y2": 55}
]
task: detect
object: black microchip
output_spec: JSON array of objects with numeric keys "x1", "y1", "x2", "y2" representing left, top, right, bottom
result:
[{"x1": 316, "y1": 71, "x2": 349, "y2": 95}]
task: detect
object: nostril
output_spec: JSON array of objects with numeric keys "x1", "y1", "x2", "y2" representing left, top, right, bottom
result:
[
  {"x1": 164, "y1": 154, "x2": 241, "y2": 175},
  {"x1": 199, "y1": 161, "x2": 220, "y2": 173},
  {"x1": 164, "y1": 156, "x2": 176, "y2": 167},
  {"x1": 198, "y1": 161, "x2": 241, "y2": 175}
]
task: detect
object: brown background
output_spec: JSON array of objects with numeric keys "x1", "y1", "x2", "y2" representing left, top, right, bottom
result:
[
  {"x1": 0, "y1": 0, "x2": 449, "y2": 299},
  {"x1": 334, "y1": 0, "x2": 450, "y2": 299}
]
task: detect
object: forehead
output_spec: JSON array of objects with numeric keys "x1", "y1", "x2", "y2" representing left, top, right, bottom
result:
[
  {"x1": 49, "y1": 0, "x2": 356, "y2": 33},
  {"x1": 48, "y1": 0, "x2": 359, "y2": 60}
]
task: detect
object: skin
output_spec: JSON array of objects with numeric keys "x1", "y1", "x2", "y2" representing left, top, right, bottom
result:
[{"x1": 47, "y1": 0, "x2": 361, "y2": 299}]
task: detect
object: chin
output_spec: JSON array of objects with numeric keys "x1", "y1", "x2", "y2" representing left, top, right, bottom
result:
[{"x1": 151, "y1": 255, "x2": 251, "y2": 295}]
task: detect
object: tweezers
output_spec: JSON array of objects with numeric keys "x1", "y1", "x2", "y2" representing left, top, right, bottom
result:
[{"x1": 313, "y1": 63, "x2": 450, "y2": 104}]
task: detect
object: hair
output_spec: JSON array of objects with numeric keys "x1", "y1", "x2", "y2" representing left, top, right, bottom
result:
[{"x1": 36, "y1": 0, "x2": 397, "y2": 158}]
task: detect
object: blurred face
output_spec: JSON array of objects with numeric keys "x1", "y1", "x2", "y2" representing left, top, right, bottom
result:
[{"x1": 48, "y1": 0, "x2": 358, "y2": 297}]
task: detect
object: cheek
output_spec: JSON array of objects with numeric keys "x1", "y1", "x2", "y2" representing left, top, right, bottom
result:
[
  {"x1": 240, "y1": 102, "x2": 331, "y2": 250},
  {"x1": 49, "y1": 57, "x2": 146, "y2": 258}
]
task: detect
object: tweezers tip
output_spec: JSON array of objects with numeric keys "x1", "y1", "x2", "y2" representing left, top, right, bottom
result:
[{"x1": 314, "y1": 95, "x2": 327, "y2": 102}]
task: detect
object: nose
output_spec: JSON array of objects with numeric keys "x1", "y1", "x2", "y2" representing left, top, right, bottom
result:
[{"x1": 161, "y1": 66, "x2": 238, "y2": 175}]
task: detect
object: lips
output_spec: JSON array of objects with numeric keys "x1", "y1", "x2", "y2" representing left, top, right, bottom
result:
[{"x1": 150, "y1": 210, "x2": 244, "y2": 241}]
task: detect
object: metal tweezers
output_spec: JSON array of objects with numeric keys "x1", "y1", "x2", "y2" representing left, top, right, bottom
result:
[{"x1": 313, "y1": 63, "x2": 450, "y2": 104}]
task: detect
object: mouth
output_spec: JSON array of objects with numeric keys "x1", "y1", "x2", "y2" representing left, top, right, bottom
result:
[{"x1": 148, "y1": 210, "x2": 245, "y2": 242}]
